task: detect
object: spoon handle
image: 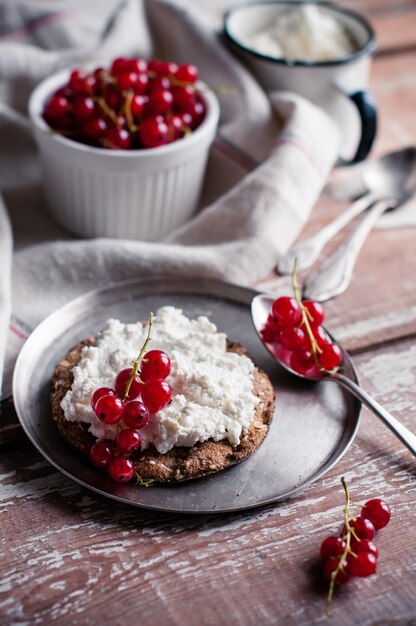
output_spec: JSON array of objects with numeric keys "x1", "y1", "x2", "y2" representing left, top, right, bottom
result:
[
  {"x1": 302, "y1": 197, "x2": 395, "y2": 302},
  {"x1": 330, "y1": 372, "x2": 416, "y2": 456},
  {"x1": 277, "y1": 192, "x2": 376, "y2": 275}
]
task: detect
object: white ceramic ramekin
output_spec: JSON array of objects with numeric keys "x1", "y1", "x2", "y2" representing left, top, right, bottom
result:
[{"x1": 29, "y1": 68, "x2": 219, "y2": 240}]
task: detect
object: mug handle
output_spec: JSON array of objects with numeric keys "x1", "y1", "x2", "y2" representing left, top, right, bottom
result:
[{"x1": 338, "y1": 90, "x2": 377, "y2": 166}]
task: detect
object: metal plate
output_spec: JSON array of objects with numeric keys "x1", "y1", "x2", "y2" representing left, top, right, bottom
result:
[{"x1": 13, "y1": 276, "x2": 361, "y2": 514}]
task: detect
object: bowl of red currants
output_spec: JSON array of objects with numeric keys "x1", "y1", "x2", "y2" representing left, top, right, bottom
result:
[{"x1": 28, "y1": 58, "x2": 220, "y2": 240}]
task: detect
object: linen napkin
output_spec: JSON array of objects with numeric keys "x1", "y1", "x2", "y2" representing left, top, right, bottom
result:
[{"x1": 0, "y1": 0, "x2": 340, "y2": 400}]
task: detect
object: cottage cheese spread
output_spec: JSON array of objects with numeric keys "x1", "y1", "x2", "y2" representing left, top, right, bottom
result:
[
  {"x1": 240, "y1": 5, "x2": 356, "y2": 62},
  {"x1": 61, "y1": 306, "x2": 260, "y2": 454}
]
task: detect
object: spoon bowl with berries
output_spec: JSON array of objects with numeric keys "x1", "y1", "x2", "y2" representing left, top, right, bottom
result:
[{"x1": 251, "y1": 273, "x2": 416, "y2": 457}]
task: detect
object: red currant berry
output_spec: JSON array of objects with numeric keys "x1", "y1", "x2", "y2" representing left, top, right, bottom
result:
[
  {"x1": 260, "y1": 314, "x2": 282, "y2": 344},
  {"x1": 361, "y1": 498, "x2": 391, "y2": 530},
  {"x1": 260, "y1": 326, "x2": 277, "y2": 343},
  {"x1": 84, "y1": 75, "x2": 97, "y2": 95},
  {"x1": 187, "y1": 102, "x2": 205, "y2": 130},
  {"x1": 165, "y1": 114, "x2": 184, "y2": 140},
  {"x1": 46, "y1": 95, "x2": 69, "y2": 118},
  {"x1": 103, "y1": 85, "x2": 121, "y2": 110},
  {"x1": 180, "y1": 99, "x2": 205, "y2": 128},
  {"x1": 72, "y1": 95, "x2": 95, "y2": 120},
  {"x1": 122, "y1": 400, "x2": 149, "y2": 429},
  {"x1": 141, "y1": 380, "x2": 172, "y2": 413},
  {"x1": 54, "y1": 86, "x2": 72, "y2": 99},
  {"x1": 148, "y1": 89, "x2": 173, "y2": 114},
  {"x1": 261, "y1": 324, "x2": 279, "y2": 344},
  {"x1": 94, "y1": 395, "x2": 124, "y2": 424},
  {"x1": 175, "y1": 64, "x2": 199, "y2": 83},
  {"x1": 278, "y1": 327, "x2": 308, "y2": 351},
  {"x1": 317, "y1": 343, "x2": 342, "y2": 371},
  {"x1": 140, "y1": 350, "x2": 171, "y2": 382},
  {"x1": 290, "y1": 350, "x2": 314, "y2": 375},
  {"x1": 150, "y1": 60, "x2": 178, "y2": 76},
  {"x1": 323, "y1": 558, "x2": 350, "y2": 584},
  {"x1": 172, "y1": 85, "x2": 195, "y2": 109},
  {"x1": 148, "y1": 76, "x2": 171, "y2": 93},
  {"x1": 130, "y1": 94, "x2": 148, "y2": 117},
  {"x1": 104, "y1": 127, "x2": 131, "y2": 150},
  {"x1": 261, "y1": 313, "x2": 283, "y2": 343},
  {"x1": 68, "y1": 69, "x2": 87, "y2": 93},
  {"x1": 114, "y1": 368, "x2": 142, "y2": 400},
  {"x1": 350, "y1": 516, "x2": 376, "y2": 541},
  {"x1": 126, "y1": 58, "x2": 147, "y2": 74},
  {"x1": 89, "y1": 441, "x2": 113, "y2": 469},
  {"x1": 111, "y1": 57, "x2": 130, "y2": 76},
  {"x1": 350, "y1": 539, "x2": 378, "y2": 558},
  {"x1": 91, "y1": 386, "x2": 115, "y2": 410},
  {"x1": 93, "y1": 67, "x2": 105, "y2": 79},
  {"x1": 272, "y1": 297, "x2": 302, "y2": 327},
  {"x1": 108, "y1": 457, "x2": 134, "y2": 482},
  {"x1": 303, "y1": 300, "x2": 325, "y2": 326},
  {"x1": 83, "y1": 116, "x2": 107, "y2": 139},
  {"x1": 115, "y1": 428, "x2": 142, "y2": 455},
  {"x1": 140, "y1": 117, "x2": 169, "y2": 148},
  {"x1": 178, "y1": 111, "x2": 193, "y2": 130},
  {"x1": 118, "y1": 71, "x2": 140, "y2": 91},
  {"x1": 313, "y1": 325, "x2": 330, "y2": 347},
  {"x1": 320, "y1": 536, "x2": 346, "y2": 560},
  {"x1": 114, "y1": 115, "x2": 128, "y2": 130},
  {"x1": 349, "y1": 552, "x2": 377, "y2": 577},
  {"x1": 266, "y1": 313, "x2": 282, "y2": 332},
  {"x1": 133, "y1": 73, "x2": 149, "y2": 94}
]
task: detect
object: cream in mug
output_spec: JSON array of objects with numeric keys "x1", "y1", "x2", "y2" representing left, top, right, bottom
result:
[{"x1": 240, "y1": 4, "x2": 356, "y2": 62}]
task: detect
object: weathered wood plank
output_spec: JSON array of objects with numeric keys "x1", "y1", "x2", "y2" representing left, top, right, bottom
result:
[
  {"x1": 372, "y1": 9, "x2": 416, "y2": 54},
  {"x1": 0, "y1": 338, "x2": 415, "y2": 626}
]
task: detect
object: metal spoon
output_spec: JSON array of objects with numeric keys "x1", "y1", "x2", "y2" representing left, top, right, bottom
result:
[
  {"x1": 277, "y1": 146, "x2": 416, "y2": 275},
  {"x1": 302, "y1": 185, "x2": 416, "y2": 302},
  {"x1": 251, "y1": 294, "x2": 416, "y2": 456}
]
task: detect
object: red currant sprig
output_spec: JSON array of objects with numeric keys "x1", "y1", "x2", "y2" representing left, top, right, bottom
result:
[
  {"x1": 321, "y1": 477, "x2": 391, "y2": 612},
  {"x1": 89, "y1": 312, "x2": 173, "y2": 483},
  {"x1": 122, "y1": 311, "x2": 154, "y2": 401},
  {"x1": 261, "y1": 261, "x2": 342, "y2": 376}
]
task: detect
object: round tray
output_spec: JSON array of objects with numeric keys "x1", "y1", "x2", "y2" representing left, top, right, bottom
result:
[{"x1": 13, "y1": 276, "x2": 361, "y2": 514}]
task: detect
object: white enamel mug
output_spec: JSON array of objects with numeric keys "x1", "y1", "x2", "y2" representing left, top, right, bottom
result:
[{"x1": 224, "y1": 0, "x2": 377, "y2": 164}]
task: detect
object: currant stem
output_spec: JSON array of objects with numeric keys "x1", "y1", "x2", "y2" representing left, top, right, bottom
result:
[
  {"x1": 291, "y1": 259, "x2": 322, "y2": 358},
  {"x1": 291, "y1": 257, "x2": 301, "y2": 302},
  {"x1": 135, "y1": 471, "x2": 155, "y2": 487},
  {"x1": 326, "y1": 477, "x2": 354, "y2": 613},
  {"x1": 124, "y1": 91, "x2": 139, "y2": 132},
  {"x1": 123, "y1": 312, "x2": 154, "y2": 401},
  {"x1": 95, "y1": 96, "x2": 118, "y2": 124}
]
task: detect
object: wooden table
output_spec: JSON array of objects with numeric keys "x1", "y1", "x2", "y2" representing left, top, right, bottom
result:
[{"x1": 1, "y1": 1, "x2": 415, "y2": 624}]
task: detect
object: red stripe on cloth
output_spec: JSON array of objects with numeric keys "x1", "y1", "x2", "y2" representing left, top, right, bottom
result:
[
  {"x1": 9, "y1": 324, "x2": 28, "y2": 340},
  {"x1": 0, "y1": 11, "x2": 70, "y2": 41},
  {"x1": 274, "y1": 136, "x2": 324, "y2": 177},
  {"x1": 213, "y1": 139, "x2": 255, "y2": 172}
]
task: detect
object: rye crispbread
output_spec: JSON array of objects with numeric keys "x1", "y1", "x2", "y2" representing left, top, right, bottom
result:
[{"x1": 50, "y1": 337, "x2": 275, "y2": 483}]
